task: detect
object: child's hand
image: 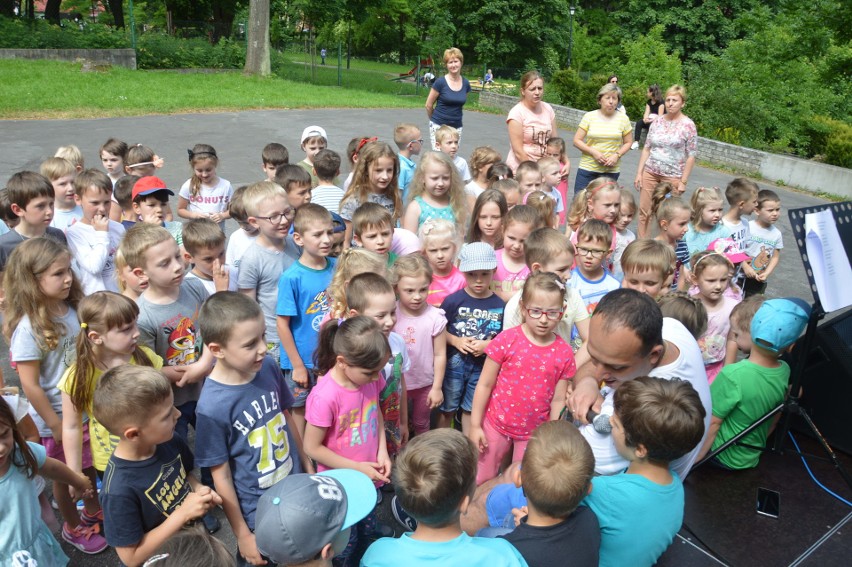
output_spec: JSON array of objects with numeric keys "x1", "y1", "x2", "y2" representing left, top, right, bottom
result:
[
  {"x1": 238, "y1": 532, "x2": 268, "y2": 566},
  {"x1": 377, "y1": 452, "x2": 392, "y2": 481},
  {"x1": 212, "y1": 259, "x2": 230, "y2": 292},
  {"x1": 455, "y1": 337, "x2": 476, "y2": 355},
  {"x1": 177, "y1": 487, "x2": 217, "y2": 523},
  {"x1": 468, "y1": 426, "x2": 488, "y2": 453},
  {"x1": 357, "y1": 461, "x2": 391, "y2": 484},
  {"x1": 92, "y1": 214, "x2": 110, "y2": 232},
  {"x1": 209, "y1": 212, "x2": 225, "y2": 224},
  {"x1": 469, "y1": 339, "x2": 488, "y2": 357},
  {"x1": 427, "y1": 386, "x2": 443, "y2": 409},
  {"x1": 511, "y1": 506, "x2": 529, "y2": 527},
  {"x1": 742, "y1": 262, "x2": 757, "y2": 278},
  {"x1": 176, "y1": 364, "x2": 204, "y2": 387},
  {"x1": 69, "y1": 473, "x2": 93, "y2": 501},
  {"x1": 49, "y1": 424, "x2": 63, "y2": 445},
  {"x1": 400, "y1": 423, "x2": 410, "y2": 447},
  {"x1": 292, "y1": 367, "x2": 310, "y2": 388}
]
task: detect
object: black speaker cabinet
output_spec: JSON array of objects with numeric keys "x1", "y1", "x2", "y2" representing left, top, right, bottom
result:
[{"x1": 793, "y1": 308, "x2": 852, "y2": 455}]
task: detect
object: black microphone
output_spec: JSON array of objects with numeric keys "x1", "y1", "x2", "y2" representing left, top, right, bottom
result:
[{"x1": 562, "y1": 407, "x2": 612, "y2": 434}]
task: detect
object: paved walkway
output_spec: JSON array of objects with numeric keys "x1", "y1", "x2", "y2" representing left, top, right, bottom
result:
[{"x1": 0, "y1": 108, "x2": 831, "y2": 565}]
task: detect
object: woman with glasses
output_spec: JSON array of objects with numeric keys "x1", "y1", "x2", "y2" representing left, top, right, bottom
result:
[{"x1": 425, "y1": 47, "x2": 472, "y2": 149}]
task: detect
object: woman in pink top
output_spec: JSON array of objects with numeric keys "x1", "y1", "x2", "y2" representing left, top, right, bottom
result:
[{"x1": 506, "y1": 71, "x2": 559, "y2": 171}]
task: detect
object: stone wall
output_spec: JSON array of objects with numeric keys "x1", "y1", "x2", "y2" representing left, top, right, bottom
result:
[
  {"x1": 479, "y1": 91, "x2": 852, "y2": 199},
  {"x1": 0, "y1": 48, "x2": 137, "y2": 69}
]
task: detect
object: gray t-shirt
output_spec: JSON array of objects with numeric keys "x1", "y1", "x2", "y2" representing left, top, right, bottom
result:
[
  {"x1": 237, "y1": 238, "x2": 300, "y2": 345},
  {"x1": 136, "y1": 279, "x2": 209, "y2": 407},
  {"x1": 0, "y1": 227, "x2": 67, "y2": 272},
  {"x1": 10, "y1": 308, "x2": 79, "y2": 436}
]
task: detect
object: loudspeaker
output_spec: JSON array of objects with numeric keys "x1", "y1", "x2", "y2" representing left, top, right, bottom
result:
[{"x1": 793, "y1": 308, "x2": 852, "y2": 455}]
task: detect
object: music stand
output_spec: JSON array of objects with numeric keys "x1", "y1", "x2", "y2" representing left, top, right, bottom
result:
[{"x1": 693, "y1": 202, "x2": 852, "y2": 493}]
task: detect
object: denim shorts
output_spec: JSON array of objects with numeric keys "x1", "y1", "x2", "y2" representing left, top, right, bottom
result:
[
  {"x1": 440, "y1": 352, "x2": 483, "y2": 413},
  {"x1": 282, "y1": 368, "x2": 316, "y2": 408}
]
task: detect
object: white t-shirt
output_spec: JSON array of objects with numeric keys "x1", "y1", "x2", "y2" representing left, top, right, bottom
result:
[
  {"x1": 185, "y1": 268, "x2": 239, "y2": 294},
  {"x1": 465, "y1": 180, "x2": 486, "y2": 199},
  {"x1": 453, "y1": 155, "x2": 472, "y2": 183},
  {"x1": 581, "y1": 318, "x2": 712, "y2": 478},
  {"x1": 51, "y1": 206, "x2": 83, "y2": 233},
  {"x1": 746, "y1": 221, "x2": 783, "y2": 260},
  {"x1": 312, "y1": 184, "x2": 346, "y2": 213},
  {"x1": 179, "y1": 177, "x2": 234, "y2": 229},
  {"x1": 225, "y1": 227, "x2": 258, "y2": 284},
  {"x1": 612, "y1": 228, "x2": 636, "y2": 280},
  {"x1": 65, "y1": 220, "x2": 125, "y2": 294}
]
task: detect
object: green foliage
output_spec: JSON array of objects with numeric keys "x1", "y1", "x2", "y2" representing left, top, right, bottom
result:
[
  {"x1": 0, "y1": 17, "x2": 128, "y2": 49},
  {"x1": 807, "y1": 117, "x2": 852, "y2": 168},
  {"x1": 549, "y1": 68, "x2": 600, "y2": 111},
  {"x1": 136, "y1": 35, "x2": 246, "y2": 69}
]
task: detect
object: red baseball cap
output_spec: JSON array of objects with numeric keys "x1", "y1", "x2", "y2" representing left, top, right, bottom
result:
[{"x1": 132, "y1": 176, "x2": 174, "y2": 201}]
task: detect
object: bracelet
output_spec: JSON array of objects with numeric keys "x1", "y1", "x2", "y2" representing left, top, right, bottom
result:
[{"x1": 680, "y1": 179, "x2": 688, "y2": 185}]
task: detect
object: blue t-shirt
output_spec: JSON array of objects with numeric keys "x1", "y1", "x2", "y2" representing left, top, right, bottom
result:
[
  {"x1": 362, "y1": 532, "x2": 528, "y2": 566},
  {"x1": 275, "y1": 257, "x2": 335, "y2": 370},
  {"x1": 441, "y1": 289, "x2": 505, "y2": 367},
  {"x1": 101, "y1": 436, "x2": 195, "y2": 548},
  {"x1": 683, "y1": 222, "x2": 728, "y2": 267},
  {"x1": 430, "y1": 76, "x2": 472, "y2": 128},
  {"x1": 399, "y1": 153, "x2": 416, "y2": 202},
  {"x1": 567, "y1": 268, "x2": 621, "y2": 315},
  {"x1": 195, "y1": 357, "x2": 301, "y2": 529},
  {"x1": 582, "y1": 472, "x2": 684, "y2": 567}
]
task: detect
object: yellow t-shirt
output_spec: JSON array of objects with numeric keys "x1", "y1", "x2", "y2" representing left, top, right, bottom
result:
[
  {"x1": 57, "y1": 346, "x2": 163, "y2": 471},
  {"x1": 578, "y1": 110, "x2": 632, "y2": 173}
]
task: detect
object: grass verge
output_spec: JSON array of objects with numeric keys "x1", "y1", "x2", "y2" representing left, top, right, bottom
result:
[{"x1": 0, "y1": 59, "x2": 424, "y2": 119}]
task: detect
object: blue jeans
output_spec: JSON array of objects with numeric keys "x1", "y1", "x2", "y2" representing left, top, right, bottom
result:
[
  {"x1": 573, "y1": 168, "x2": 620, "y2": 195},
  {"x1": 440, "y1": 353, "x2": 482, "y2": 413}
]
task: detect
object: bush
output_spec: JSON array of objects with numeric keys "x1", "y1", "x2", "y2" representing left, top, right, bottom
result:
[
  {"x1": 549, "y1": 68, "x2": 602, "y2": 111},
  {"x1": 813, "y1": 117, "x2": 852, "y2": 169}
]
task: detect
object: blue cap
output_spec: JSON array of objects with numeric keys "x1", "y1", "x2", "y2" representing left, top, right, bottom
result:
[{"x1": 751, "y1": 298, "x2": 811, "y2": 353}]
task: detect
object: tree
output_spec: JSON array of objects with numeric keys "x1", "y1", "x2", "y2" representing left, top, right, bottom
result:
[
  {"x1": 245, "y1": 0, "x2": 271, "y2": 76},
  {"x1": 44, "y1": 0, "x2": 61, "y2": 25},
  {"x1": 106, "y1": 0, "x2": 125, "y2": 28}
]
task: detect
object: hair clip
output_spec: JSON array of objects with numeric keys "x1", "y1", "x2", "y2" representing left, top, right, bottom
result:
[
  {"x1": 80, "y1": 322, "x2": 88, "y2": 329},
  {"x1": 337, "y1": 317, "x2": 346, "y2": 326},
  {"x1": 188, "y1": 149, "x2": 217, "y2": 161},
  {"x1": 355, "y1": 137, "x2": 378, "y2": 156},
  {"x1": 153, "y1": 155, "x2": 164, "y2": 169},
  {"x1": 187, "y1": 149, "x2": 194, "y2": 160},
  {"x1": 554, "y1": 278, "x2": 565, "y2": 290},
  {"x1": 692, "y1": 252, "x2": 730, "y2": 271}
]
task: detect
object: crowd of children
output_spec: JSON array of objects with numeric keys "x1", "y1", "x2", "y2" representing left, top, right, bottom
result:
[{"x1": 0, "y1": 123, "x2": 808, "y2": 567}]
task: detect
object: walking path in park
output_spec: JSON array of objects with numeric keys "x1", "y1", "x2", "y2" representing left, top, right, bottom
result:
[{"x1": 0, "y1": 108, "x2": 831, "y2": 565}]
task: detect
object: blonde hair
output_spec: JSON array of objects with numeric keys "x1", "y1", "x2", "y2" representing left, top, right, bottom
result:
[
  {"x1": 434, "y1": 125, "x2": 460, "y2": 145},
  {"x1": 39, "y1": 157, "x2": 76, "y2": 182},
  {"x1": 665, "y1": 84, "x2": 687, "y2": 103},
  {"x1": 621, "y1": 239, "x2": 675, "y2": 279},
  {"x1": 55, "y1": 144, "x2": 84, "y2": 169},
  {"x1": 466, "y1": 189, "x2": 507, "y2": 247},
  {"x1": 118, "y1": 223, "x2": 174, "y2": 270},
  {"x1": 521, "y1": 271, "x2": 567, "y2": 305},
  {"x1": 113, "y1": 248, "x2": 129, "y2": 292},
  {"x1": 657, "y1": 292, "x2": 708, "y2": 339},
  {"x1": 619, "y1": 188, "x2": 637, "y2": 215},
  {"x1": 567, "y1": 178, "x2": 620, "y2": 230},
  {"x1": 597, "y1": 83, "x2": 621, "y2": 102},
  {"x1": 525, "y1": 191, "x2": 557, "y2": 229},
  {"x1": 2, "y1": 238, "x2": 83, "y2": 350},
  {"x1": 525, "y1": 228, "x2": 572, "y2": 269},
  {"x1": 407, "y1": 152, "x2": 467, "y2": 227},
  {"x1": 651, "y1": 182, "x2": 691, "y2": 224},
  {"x1": 182, "y1": 218, "x2": 226, "y2": 255},
  {"x1": 689, "y1": 187, "x2": 724, "y2": 227},
  {"x1": 690, "y1": 250, "x2": 733, "y2": 278},
  {"x1": 394, "y1": 123, "x2": 421, "y2": 149},
  {"x1": 536, "y1": 156, "x2": 560, "y2": 177},
  {"x1": 242, "y1": 180, "x2": 287, "y2": 217},
  {"x1": 187, "y1": 143, "x2": 219, "y2": 198},
  {"x1": 341, "y1": 141, "x2": 402, "y2": 223},
  {"x1": 468, "y1": 146, "x2": 502, "y2": 180},
  {"x1": 390, "y1": 253, "x2": 433, "y2": 286},
  {"x1": 328, "y1": 248, "x2": 388, "y2": 319},
  {"x1": 418, "y1": 219, "x2": 459, "y2": 267},
  {"x1": 515, "y1": 161, "x2": 541, "y2": 188},
  {"x1": 443, "y1": 47, "x2": 464, "y2": 64}
]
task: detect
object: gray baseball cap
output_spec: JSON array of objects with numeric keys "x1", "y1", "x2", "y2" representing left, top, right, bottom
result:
[{"x1": 458, "y1": 242, "x2": 498, "y2": 272}]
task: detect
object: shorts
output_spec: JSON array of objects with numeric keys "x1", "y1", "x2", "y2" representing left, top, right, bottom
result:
[
  {"x1": 282, "y1": 368, "x2": 317, "y2": 408},
  {"x1": 266, "y1": 342, "x2": 281, "y2": 366},
  {"x1": 41, "y1": 422, "x2": 93, "y2": 469},
  {"x1": 486, "y1": 483, "x2": 528, "y2": 528},
  {"x1": 440, "y1": 353, "x2": 482, "y2": 413}
]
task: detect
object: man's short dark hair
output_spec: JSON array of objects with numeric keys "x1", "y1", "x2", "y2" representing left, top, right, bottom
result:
[{"x1": 593, "y1": 289, "x2": 663, "y2": 357}]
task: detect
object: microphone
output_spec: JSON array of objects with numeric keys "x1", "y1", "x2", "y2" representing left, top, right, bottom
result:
[{"x1": 562, "y1": 407, "x2": 612, "y2": 434}]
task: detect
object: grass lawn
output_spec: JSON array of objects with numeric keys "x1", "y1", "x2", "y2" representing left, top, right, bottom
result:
[{"x1": 0, "y1": 59, "x2": 426, "y2": 119}]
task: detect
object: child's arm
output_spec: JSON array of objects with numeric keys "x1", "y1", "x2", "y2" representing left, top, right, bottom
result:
[
  {"x1": 212, "y1": 258, "x2": 230, "y2": 292},
  {"x1": 399, "y1": 374, "x2": 410, "y2": 446},
  {"x1": 573, "y1": 317, "x2": 591, "y2": 369},
  {"x1": 211, "y1": 463, "x2": 267, "y2": 566},
  {"x1": 40, "y1": 455, "x2": 93, "y2": 498},
  {"x1": 724, "y1": 329, "x2": 739, "y2": 366},
  {"x1": 695, "y1": 416, "x2": 723, "y2": 463},
  {"x1": 342, "y1": 220, "x2": 353, "y2": 251},
  {"x1": 550, "y1": 379, "x2": 569, "y2": 420},
  {"x1": 209, "y1": 209, "x2": 231, "y2": 224},
  {"x1": 758, "y1": 249, "x2": 780, "y2": 281},
  {"x1": 468, "y1": 357, "x2": 500, "y2": 452},
  {"x1": 17, "y1": 360, "x2": 62, "y2": 441},
  {"x1": 176, "y1": 196, "x2": 201, "y2": 220},
  {"x1": 60, "y1": 391, "x2": 85, "y2": 477},
  {"x1": 427, "y1": 332, "x2": 447, "y2": 408},
  {"x1": 175, "y1": 348, "x2": 215, "y2": 387},
  {"x1": 375, "y1": 406, "x2": 392, "y2": 482},
  {"x1": 303, "y1": 424, "x2": 390, "y2": 483},
  {"x1": 277, "y1": 316, "x2": 309, "y2": 387},
  {"x1": 401, "y1": 200, "x2": 422, "y2": 234},
  {"x1": 677, "y1": 265, "x2": 691, "y2": 292},
  {"x1": 67, "y1": 223, "x2": 112, "y2": 276},
  {"x1": 284, "y1": 408, "x2": 315, "y2": 474}
]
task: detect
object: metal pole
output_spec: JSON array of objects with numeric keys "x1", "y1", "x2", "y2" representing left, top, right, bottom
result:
[
  {"x1": 568, "y1": 4, "x2": 575, "y2": 68},
  {"x1": 338, "y1": 41, "x2": 342, "y2": 86},
  {"x1": 128, "y1": 0, "x2": 136, "y2": 50}
]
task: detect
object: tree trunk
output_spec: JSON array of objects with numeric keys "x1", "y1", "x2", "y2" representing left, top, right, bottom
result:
[
  {"x1": 107, "y1": 0, "x2": 124, "y2": 28},
  {"x1": 0, "y1": 0, "x2": 15, "y2": 17},
  {"x1": 244, "y1": 0, "x2": 271, "y2": 76},
  {"x1": 211, "y1": 0, "x2": 236, "y2": 43},
  {"x1": 44, "y1": 0, "x2": 61, "y2": 25}
]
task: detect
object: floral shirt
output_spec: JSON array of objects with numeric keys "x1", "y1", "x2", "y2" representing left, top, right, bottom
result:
[{"x1": 644, "y1": 116, "x2": 698, "y2": 178}]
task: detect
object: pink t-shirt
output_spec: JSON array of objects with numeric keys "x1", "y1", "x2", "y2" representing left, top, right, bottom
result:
[
  {"x1": 491, "y1": 248, "x2": 531, "y2": 295},
  {"x1": 428, "y1": 266, "x2": 466, "y2": 307},
  {"x1": 689, "y1": 291, "x2": 740, "y2": 381},
  {"x1": 305, "y1": 372, "x2": 384, "y2": 473},
  {"x1": 506, "y1": 102, "x2": 556, "y2": 170},
  {"x1": 393, "y1": 304, "x2": 447, "y2": 390},
  {"x1": 484, "y1": 326, "x2": 576, "y2": 439}
]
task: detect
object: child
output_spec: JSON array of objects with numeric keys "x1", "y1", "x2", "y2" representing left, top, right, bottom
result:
[
  {"x1": 59, "y1": 292, "x2": 162, "y2": 478},
  {"x1": 114, "y1": 174, "x2": 140, "y2": 228},
  {"x1": 94, "y1": 365, "x2": 222, "y2": 567},
  {"x1": 584, "y1": 376, "x2": 706, "y2": 567},
  {"x1": 699, "y1": 299, "x2": 810, "y2": 470},
  {"x1": 363, "y1": 429, "x2": 527, "y2": 567},
  {"x1": 0, "y1": 188, "x2": 16, "y2": 234},
  {"x1": 568, "y1": 219, "x2": 620, "y2": 315},
  {"x1": 254, "y1": 469, "x2": 376, "y2": 566},
  {"x1": 343, "y1": 136, "x2": 375, "y2": 192},
  {"x1": 346, "y1": 273, "x2": 410, "y2": 458},
  {"x1": 114, "y1": 248, "x2": 148, "y2": 301},
  {"x1": 352, "y1": 202, "x2": 397, "y2": 266},
  {"x1": 651, "y1": 182, "x2": 692, "y2": 291},
  {"x1": 304, "y1": 316, "x2": 394, "y2": 565},
  {"x1": 298, "y1": 125, "x2": 329, "y2": 187},
  {"x1": 183, "y1": 218, "x2": 236, "y2": 293},
  {"x1": 525, "y1": 190, "x2": 558, "y2": 230},
  {"x1": 237, "y1": 181, "x2": 301, "y2": 364},
  {"x1": 619, "y1": 239, "x2": 674, "y2": 299},
  {"x1": 225, "y1": 185, "x2": 259, "y2": 280},
  {"x1": 466, "y1": 146, "x2": 502, "y2": 199},
  {"x1": 565, "y1": 178, "x2": 621, "y2": 248},
  {"x1": 438, "y1": 243, "x2": 505, "y2": 432},
  {"x1": 261, "y1": 142, "x2": 289, "y2": 181},
  {"x1": 55, "y1": 145, "x2": 84, "y2": 173},
  {"x1": 394, "y1": 123, "x2": 423, "y2": 199},
  {"x1": 434, "y1": 125, "x2": 472, "y2": 182},
  {"x1": 611, "y1": 189, "x2": 637, "y2": 279},
  {"x1": 66, "y1": 168, "x2": 126, "y2": 294},
  {"x1": 41, "y1": 157, "x2": 81, "y2": 232},
  {"x1": 178, "y1": 144, "x2": 233, "y2": 229},
  {"x1": 722, "y1": 178, "x2": 759, "y2": 252},
  {"x1": 0, "y1": 397, "x2": 95, "y2": 566},
  {"x1": 537, "y1": 156, "x2": 566, "y2": 225},
  {"x1": 196, "y1": 292, "x2": 308, "y2": 566},
  {"x1": 469, "y1": 272, "x2": 575, "y2": 485},
  {"x1": 545, "y1": 137, "x2": 571, "y2": 219},
  {"x1": 124, "y1": 144, "x2": 173, "y2": 222},
  {"x1": 326, "y1": 248, "x2": 388, "y2": 320},
  {"x1": 276, "y1": 204, "x2": 337, "y2": 437},
  {"x1": 2, "y1": 237, "x2": 108, "y2": 553},
  {"x1": 312, "y1": 149, "x2": 346, "y2": 212},
  {"x1": 100, "y1": 137, "x2": 128, "y2": 186},
  {"x1": 391, "y1": 254, "x2": 448, "y2": 436},
  {"x1": 515, "y1": 160, "x2": 542, "y2": 199},
  {"x1": 688, "y1": 250, "x2": 741, "y2": 383},
  {"x1": 466, "y1": 189, "x2": 508, "y2": 249},
  {"x1": 743, "y1": 189, "x2": 783, "y2": 297},
  {"x1": 491, "y1": 178, "x2": 522, "y2": 210},
  {"x1": 486, "y1": 162, "x2": 514, "y2": 186},
  {"x1": 503, "y1": 228, "x2": 589, "y2": 359},
  {"x1": 724, "y1": 295, "x2": 766, "y2": 364},
  {"x1": 275, "y1": 164, "x2": 314, "y2": 212},
  {"x1": 339, "y1": 141, "x2": 402, "y2": 246},
  {"x1": 131, "y1": 176, "x2": 184, "y2": 247},
  {"x1": 683, "y1": 186, "x2": 728, "y2": 262},
  {"x1": 657, "y1": 292, "x2": 708, "y2": 340},
  {"x1": 419, "y1": 219, "x2": 465, "y2": 307},
  {"x1": 492, "y1": 204, "x2": 541, "y2": 301},
  {"x1": 402, "y1": 151, "x2": 468, "y2": 235}
]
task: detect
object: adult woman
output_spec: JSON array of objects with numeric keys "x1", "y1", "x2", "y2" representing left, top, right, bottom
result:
[
  {"x1": 572, "y1": 83, "x2": 633, "y2": 194},
  {"x1": 631, "y1": 84, "x2": 665, "y2": 150},
  {"x1": 506, "y1": 71, "x2": 558, "y2": 171},
  {"x1": 425, "y1": 47, "x2": 472, "y2": 149},
  {"x1": 634, "y1": 84, "x2": 697, "y2": 238}
]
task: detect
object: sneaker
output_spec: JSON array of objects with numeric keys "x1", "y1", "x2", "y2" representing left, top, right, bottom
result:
[
  {"x1": 80, "y1": 509, "x2": 104, "y2": 532},
  {"x1": 61, "y1": 523, "x2": 108, "y2": 554},
  {"x1": 202, "y1": 512, "x2": 221, "y2": 534},
  {"x1": 631, "y1": 141, "x2": 639, "y2": 150},
  {"x1": 391, "y1": 495, "x2": 418, "y2": 532}
]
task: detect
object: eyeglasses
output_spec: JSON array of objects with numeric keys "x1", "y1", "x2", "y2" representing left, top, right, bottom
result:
[
  {"x1": 576, "y1": 246, "x2": 608, "y2": 259},
  {"x1": 255, "y1": 208, "x2": 295, "y2": 224},
  {"x1": 408, "y1": 139, "x2": 424, "y2": 147},
  {"x1": 525, "y1": 308, "x2": 564, "y2": 321}
]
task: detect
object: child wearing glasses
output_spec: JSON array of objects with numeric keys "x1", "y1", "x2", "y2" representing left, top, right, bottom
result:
[
  {"x1": 394, "y1": 123, "x2": 423, "y2": 201},
  {"x1": 468, "y1": 272, "x2": 576, "y2": 485},
  {"x1": 567, "y1": 219, "x2": 620, "y2": 315}
]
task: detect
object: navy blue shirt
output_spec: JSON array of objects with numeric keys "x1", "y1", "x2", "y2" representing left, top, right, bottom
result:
[
  {"x1": 441, "y1": 288, "x2": 505, "y2": 367},
  {"x1": 431, "y1": 76, "x2": 472, "y2": 128}
]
